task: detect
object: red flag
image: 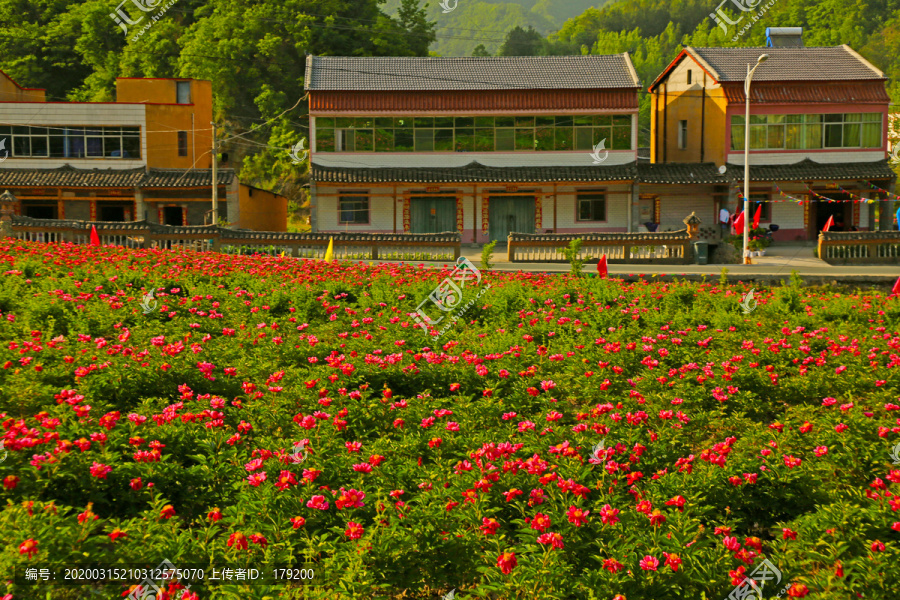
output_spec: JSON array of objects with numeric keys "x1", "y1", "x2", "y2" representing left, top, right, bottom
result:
[
  {"x1": 597, "y1": 254, "x2": 608, "y2": 279},
  {"x1": 732, "y1": 211, "x2": 744, "y2": 235},
  {"x1": 822, "y1": 215, "x2": 834, "y2": 232},
  {"x1": 752, "y1": 204, "x2": 762, "y2": 230},
  {"x1": 892, "y1": 276, "x2": 900, "y2": 297},
  {"x1": 89, "y1": 225, "x2": 100, "y2": 246}
]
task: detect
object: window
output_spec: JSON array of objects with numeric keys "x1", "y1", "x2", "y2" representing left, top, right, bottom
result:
[
  {"x1": 577, "y1": 190, "x2": 606, "y2": 222},
  {"x1": 176, "y1": 81, "x2": 191, "y2": 104},
  {"x1": 687, "y1": 70, "x2": 692, "y2": 85},
  {"x1": 749, "y1": 194, "x2": 771, "y2": 223},
  {"x1": 0, "y1": 125, "x2": 141, "y2": 158},
  {"x1": 177, "y1": 131, "x2": 188, "y2": 157},
  {"x1": 339, "y1": 194, "x2": 369, "y2": 225},
  {"x1": 731, "y1": 113, "x2": 881, "y2": 150},
  {"x1": 678, "y1": 120, "x2": 687, "y2": 149},
  {"x1": 314, "y1": 114, "x2": 633, "y2": 152}
]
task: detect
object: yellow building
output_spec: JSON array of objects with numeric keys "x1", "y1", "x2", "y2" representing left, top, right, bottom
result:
[{"x1": 0, "y1": 71, "x2": 286, "y2": 230}]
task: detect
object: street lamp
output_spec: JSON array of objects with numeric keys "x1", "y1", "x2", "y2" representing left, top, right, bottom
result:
[{"x1": 743, "y1": 53, "x2": 768, "y2": 264}]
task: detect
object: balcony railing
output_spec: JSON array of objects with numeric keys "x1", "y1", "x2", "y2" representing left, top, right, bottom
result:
[
  {"x1": 507, "y1": 230, "x2": 692, "y2": 264},
  {"x1": 817, "y1": 230, "x2": 900, "y2": 265},
  {"x1": 9, "y1": 217, "x2": 462, "y2": 261}
]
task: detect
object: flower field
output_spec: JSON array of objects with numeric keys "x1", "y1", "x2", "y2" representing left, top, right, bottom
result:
[{"x1": 2, "y1": 239, "x2": 900, "y2": 600}]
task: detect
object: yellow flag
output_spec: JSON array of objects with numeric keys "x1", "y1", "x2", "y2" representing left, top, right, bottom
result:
[
  {"x1": 280, "y1": 250, "x2": 285, "y2": 258},
  {"x1": 323, "y1": 237, "x2": 334, "y2": 263}
]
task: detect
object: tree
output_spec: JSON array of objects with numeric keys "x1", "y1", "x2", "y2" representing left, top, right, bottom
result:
[
  {"x1": 472, "y1": 44, "x2": 491, "y2": 57},
  {"x1": 499, "y1": 26, "x2": 544, "y2": 56}
]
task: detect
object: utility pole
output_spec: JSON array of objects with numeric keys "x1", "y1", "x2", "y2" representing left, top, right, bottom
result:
[{"x1": 211, "y1": 121, "x2": 218, "y2": 225}]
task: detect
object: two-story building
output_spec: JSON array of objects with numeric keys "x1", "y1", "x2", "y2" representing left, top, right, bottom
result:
[
  {"x1": 648, "y1": 41, "x2": 896, "y2": 240},
  {"x1": 304, "y1": 55, "x2": 645, "y2": 243},
  {"x1": 0, "y1": 71, "x2": 286, "y2": 230}
]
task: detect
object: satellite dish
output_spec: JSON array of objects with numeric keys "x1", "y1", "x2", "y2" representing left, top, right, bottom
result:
[{"x1": 718, "y1": 165, "x2": 727, "y2": 174}]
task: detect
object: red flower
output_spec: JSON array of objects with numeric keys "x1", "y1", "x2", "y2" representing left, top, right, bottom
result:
[
  {"x1": 249, "y1": 533, "x2": 268, "y2": 547},
  {"x1": 665, "y1": 495, "x2": 686, "y2": 512},
  {"x1": 566, "y1": 506, "x2": 590, "y2": 527},
  {"x1": 834, "y1": 561, "x2": 843, "y2": 578},
  {"x1": 639, "y1": 555, "x2": 659, "y2": 571},
  {"x1": 160, "y1": 505, "x2": 176, "y2": 519},
  {"x1": 504, "y1": 489, "x2": 523, "y2": 502},
  {"x1": 603, "y1": 558, "x2": 624, "y2": 573},
  {"x1": 307, "y1": 495, "x2": 330, "y2": 510},
  {"x1": 783, "y1": 455, "x2": 802, "y2": 469},
  {"x1": 497, "y1": 551, "x2": 517, "y2": 574},
  {"x1": 207, "y1": 508, "x2": 223, "y2": 522},
  {"x1": 663, "y1": 552, "x2": 682, "y2": 572},
  {"x1": 19, "y1": 538, "x2": 38, "y2": 559},
  {"x1": 129, "y1": 477, "x2": 142, "y2": 491},
  {"x1": 599, "y1": 504, "x2": 620, "y2": 525},
  {"x1": 89, "y1": 461, "x2": 112, "y2": 479},
  {"x1": 530, "y1": 512, "x2": 551, "y2": 533},
  {"x1": 227, "y1": 532, "x2": 248, "y2": 550},
  {"x1": 274, "y1": 470, "x2": 298, "y2": 491},
  {"x1": 108, "y1": 528, "x2": 127, "y2": 542},
  {"x1": 290, "y1": 516, "x2": 306, "y2": 529},
  {"x1": 871, "y1": 540, "x2": 886, "y2": 552},
  {"x1": 723, "y1": 536, "x2": 741, "y2": 551},
  {"x1": 786, "y1": 583, "x2": 810, "y2": 597},
  {"x1": 648, "y1": 509, "x2": 666, "y2": 527},
  {"x1": 3, "y1": 475, "x2": 18, "y2": 490},
  {"x1": 536, "y1": 532, "x2": 564, "y2": 549},
  {"x1": 345, "y1": 521, "x2": 364, "y2": 539},
  {"x1": 782, "y1": 528, "x2": 797, "y2": 540},
  {"x1": 480, "y1": 518, "x2": 500, "y2": 535}
]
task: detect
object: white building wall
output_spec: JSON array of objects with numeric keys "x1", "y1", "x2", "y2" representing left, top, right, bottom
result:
[
  {"x1": 0, "y1": 103, "x2": 148, "y2": 170},
  {"x1": 555, "y1": 184, "x2": 630, "y2": 233}
]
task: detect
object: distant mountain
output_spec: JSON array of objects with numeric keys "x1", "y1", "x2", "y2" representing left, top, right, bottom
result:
[{"x1": 381, "y1": 0, "x2": 612, "y2": 56}]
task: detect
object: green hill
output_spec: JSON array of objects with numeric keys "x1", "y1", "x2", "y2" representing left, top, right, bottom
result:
[{"x1": 381, "y1": 0, "x2": 612, "y2": 55}]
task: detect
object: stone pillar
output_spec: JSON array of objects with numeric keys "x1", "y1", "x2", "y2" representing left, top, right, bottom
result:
[
  {"x1": 309, "y1": 181, "x2": 318, "y2": 233},
  {"x1": 135, "y1": 187, "x2": 145, "y2": 222},
  {"x1": 630, "y1": 183, "x2": 640, "y2": 233}
]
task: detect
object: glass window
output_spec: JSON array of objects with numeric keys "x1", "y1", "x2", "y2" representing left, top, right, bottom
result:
[
  {"x1": 434, "y1": 117, "x2": 453, "y2": 129},
  {"x1": 749, "y1": 115, "x2": 767, "y2": 125},
  {"x1": 49, "y1": 135, "x2": 65, "y2": 157},
  {"x1": 613, "y1": 115, "x2": 631, "y2": 127},
  {"x1": 434, "y1": 129, "x2": 454, "y2": 151},
  {"x1": 105, "y1": 136, "x2": 122, "y2": 157},
  {"x1": 824, "y1": 123, "x2": 842, "y2": 147},
  {"x1": 122, "y1": 135, "x2": 140, "y2": 158},
  {"x1": 394, "y1": 117, "x2": 412, "y2": 129},
  {"x1": 176, "y1": 81, "x2": 191, "y2": 104},
  {"x1": 804, "y1": 123, "x2": 822, "y2": 149},
  {"x1": 317, "y1": 117, "x2": 335, "y2": 128},
  {"x1": 12, "y1": 136, "x2": 30, "y2": 156},
  {"x1": 823, "y1": 114, "x2": 842, "y2": 123},
  {"x1": 374, "y1": 128, "x2": 393, "y2": 152},
  {"x1": 339, "y1": 195, "x2": 368, "y2": 225},
  {"x1": 496, "y1": 129, "x2": 515, "y2": 151},
  {"x1": 177, "y1": 131, "x2": 187, "y2": 157},
  {"x1": 317, "y1": 129, "x2": 335, "y2": 152},
  {"x1": 375, "y1": 118, "x2": 393, "y2": 128},
  {"x1": 394, "y1": 130, "x2": 414, "y2": 152},
  {"x1": 749, "y1": 125, "x2": 767, "y2": 149},
  {"x1": 496, "y1": 117, "x2": 515, "y2": 127},
  {"x1": 593, "y1": 115, "x2": 612, "y2": 127},
  {"x1": 535, "y1": 127, "x2": 554, "y2": 151},
  {"x1": 413, "y1": 117, "x2": 433, "y2": 128},
  {"x1": 474, "y1": 128, "x2": 494, "y2": 152},
  {"x1": 842, "y1": 123, "x2": 861, "y2": 147},
  {"x1": 554, "y1": 116, "x2": 573, "y2": 127},
  {"x1": 554, "y1": 127, "x2": 573, "y2": 150},
  {"x1": 785, "y1": 124, "x2": 803, "y2": 149},
  {"x1": 515, "y1": 128, "x2": 534, "y2": 151},
  {"x1": 336, "y1": 129, "x2": 355, "y2": 152},
  {"x1": 575, "y1": 128, "x2": 593, "y2": 150},
  {"x1": 454, "y1": 117, "x2": 474, "y2": 128},
  {"x1": 731, "y1": 125, "x2": 744, "y2": 151},
  {"x1": 474, "y1": 117, "x2": 494, "y2": 127},
  {"x1": 355, "y1": 130, "x2": 373, "y2": 152},
  {"x1": 577, "y1": 191, "x2": 606, "y2": 221},
  {"x1": 415, "y1": 129, "x2": 434, "y2": 152},
  {"x1": 336, "y1": 117, "x2": 355, "y2": 128},
  {"x1": 612, "y1": 125, "x2": 631, "y2": 150},
  {"x1": 574, "y1": 116, "x2": 592, "y2": 127},
  {"x1": 455, "y1": 128, "x2": 474, "y2": 152},
  {"x1": 594, "y1": 127, "x2": 611, "y2": 148},
  {"x1": 861, "y1": 122, "x2": 881, "y2": 147},
  {"x1": 355, "y1": 118, "x2": 373, "y2": 128},
  {"x1": 515, "y1": 116, "x2": 534, "y2": 128},
  {"x1": 767, "y1": 124, "x2": 785, "y2": 149},
  {"x1": 786, "y1": 115, "x2": 803, "y2": 124}
]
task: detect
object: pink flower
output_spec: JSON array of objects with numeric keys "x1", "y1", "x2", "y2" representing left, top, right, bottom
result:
[
  {"x1": 599, "y1": 504, "x2": 620, "y2": 525},
  {"x1": 89, "y1": 462, "x2": 112, "y2": 479},
  {"x1": 639, "y1": 555, "x2": 659, "y2": 571},
  {"x1": 536, "y1": 532, "x2": 564, "y2": 549},
  {"x1": 814, "y1": 446, "x2": 828, "y2": 457},
  {"x1": 307, "y1": 495, "x2": 330, "y2": 510},
  {"x1": 247, "y1": 472, "x2": 267, "y2": 486}
]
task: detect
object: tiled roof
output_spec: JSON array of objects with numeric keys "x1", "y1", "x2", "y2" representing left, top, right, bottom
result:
[
  {"x1": 638, "y1": 163, "x2": 725, "y2": 184},
  {"x1": 312, "y1": 161, "x2": 638, "y2": 184},
  {"x1": 724, "y1": 158, "x2": 895, "y2": 182},
  {"x1": 143, "y1": 168, "x2": 234, "y2": 188},
  {"x1": 688, "y1": 46, "x2": 884, "y2": 82},
  {"x1": 0, "y1": 165, "x2": 235, "y2": 188},
  {"x1": 0, "y1": 165, "x2": 145, "y2": 187},
  {"x1": 304, "y1": 55, "x2": 641, "y2": 91}
]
